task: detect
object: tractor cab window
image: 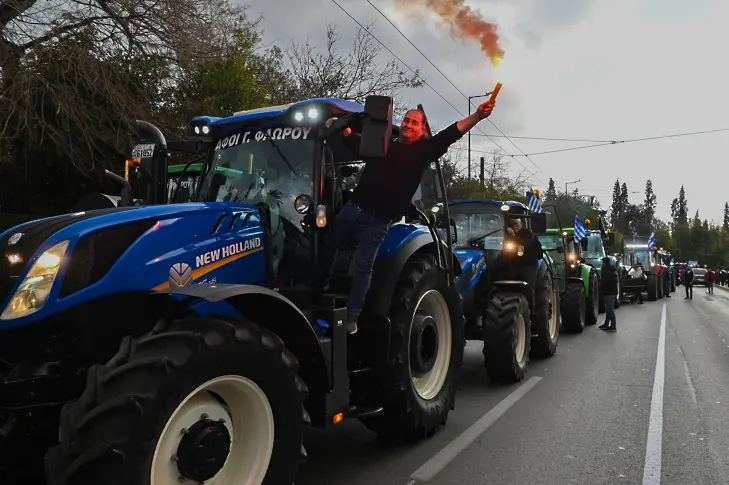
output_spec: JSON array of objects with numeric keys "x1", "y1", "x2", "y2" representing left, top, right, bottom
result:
[
  {"x1": 582, "y1": 235, "x2": 605, "y2": 259},
  {"x1": 198, "y1": 133, "x2": 316, "y2": 282},
  {"x1": 625, "y1": 250, "x2": 650, "y2": 267},
  {"x1": 448, "y1": 203, "x2": 505, "y2": 250},
  {"x1": 538, "y1": 235, "x2": 563, "y2": 251}
]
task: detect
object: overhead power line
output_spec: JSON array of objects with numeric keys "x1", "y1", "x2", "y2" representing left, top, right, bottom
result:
[
  {"x1": 328, "y1": 0, "x2": 544, "y2": 185},
  {"x1": 470, "y1": 134, "x2": 615, "y2": 143},
  {"x1": 363, "y1": 0, "x2": 547, "y2": 179},
  {"x1": 512, "y1": 128, "x2": 729, "y2": 157}
]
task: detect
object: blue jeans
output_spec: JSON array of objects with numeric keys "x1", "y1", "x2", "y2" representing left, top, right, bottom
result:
[
  {"x1": 604, "y1": 295, "x2": 617, "y2": 328},
  {"x1": 325, "y1": 201, "x2": 390, "y2": 317}
]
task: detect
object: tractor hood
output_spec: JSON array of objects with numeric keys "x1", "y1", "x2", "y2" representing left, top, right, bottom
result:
[{"x1": 0, "y1": 203, "x2": 264, "y2": 329}]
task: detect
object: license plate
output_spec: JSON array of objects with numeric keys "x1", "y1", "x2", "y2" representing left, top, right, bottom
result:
[{"x1": 131, "y1": 143, "x2": 155, "y2": 159}]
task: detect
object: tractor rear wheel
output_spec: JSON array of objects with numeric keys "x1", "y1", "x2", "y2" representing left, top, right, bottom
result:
[
  {"x1": 647, "y1": 275, "x2": 658, "y2": 301},
  {"x1": 561, "y1": 281, "x2": 586, "y2": 333},
  {"x1": 482, "y1": 292, "x2": 531, "y2": 383},
  {"x1": 531, "y1": 271, "x2": 559, "y2": 358},
  {"x1": 585, "y1": 271, "x2": 600, "y2": 325},
  {"x1": 363, "y1": 254, "x2": 463, "y2": 442},
  {"x1": 45, "y1": 314, "x2": 309, "y2": 485}
]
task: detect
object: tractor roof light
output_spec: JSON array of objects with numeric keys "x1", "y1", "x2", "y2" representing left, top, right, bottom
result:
[{"x1": 500, "y1": 204, "x2": 510, "y2": 212}]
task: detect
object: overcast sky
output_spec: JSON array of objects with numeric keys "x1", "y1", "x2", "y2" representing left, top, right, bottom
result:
[{"x1": 244, "y1": 0, "x2": 729, "y2": 223}]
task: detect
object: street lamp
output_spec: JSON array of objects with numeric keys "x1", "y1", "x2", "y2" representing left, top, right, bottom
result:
[
  {"x1": 467, "y1": 93, "x2": 491, "y2": 179},
  {"x1": 565, "y1": 179, "x2": 581, "y2": 194}
]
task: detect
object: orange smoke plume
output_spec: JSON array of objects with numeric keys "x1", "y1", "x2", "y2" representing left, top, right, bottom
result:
[{"x1": 396, "y1": 0, "x2": 504, "y2": 66}]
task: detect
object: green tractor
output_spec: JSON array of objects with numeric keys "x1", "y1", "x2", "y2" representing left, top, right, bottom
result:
[{"x1": 538, "y1": 228, "x2": 589, "y2": 333}]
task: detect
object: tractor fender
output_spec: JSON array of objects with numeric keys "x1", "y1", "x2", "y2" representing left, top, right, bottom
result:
[
  {"x1": 367, "y1": 233, "x2": 459, "y2": 316},
  {"x1": 158, "y1": 284, "x2": 329, "y2": 394},
  {"x1": 492, "y1": 280, "x2": 532, "y2": 309}
]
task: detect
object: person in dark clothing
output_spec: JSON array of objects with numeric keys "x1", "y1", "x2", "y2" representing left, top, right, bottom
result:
[
  {"x1": 684, "y1": 267, "x2": 694, "y2": 299},
  {"x1": 599, "y1": 257, "x2": 619, "y2": 331},
  {"x1": 506, "y1": 217, "x2": 543, "y2": 299},
  {"x1": 318, "y1": 101, "x2": 496, "y2": 333}
]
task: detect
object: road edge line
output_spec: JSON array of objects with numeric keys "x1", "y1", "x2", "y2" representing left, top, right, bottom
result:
[
  {"x1": 409, "y1": 376, "x2": 543, "y2": 482},
  {"x1": 642, "y1": 302, "x2": 667, "y2": 484}
]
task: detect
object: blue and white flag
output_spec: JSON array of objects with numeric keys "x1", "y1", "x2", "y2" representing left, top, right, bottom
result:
[
  {"x1": 574, "y1": 215, "x2": 587, "y2": 242},
  {"x1": 648, "y1": 232, "x2": 656, "y2": 250},
  {"x1": 526, "y1": 190, "x2": 544, "y2": 214}
]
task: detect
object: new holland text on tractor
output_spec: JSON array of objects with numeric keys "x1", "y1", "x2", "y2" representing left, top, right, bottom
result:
[
  {"x1": 447, "y1": 199, "x2": 559, "y2": 383},
  {"x1": 0, "y1": 96, "x2": 466, "y2": 485}
]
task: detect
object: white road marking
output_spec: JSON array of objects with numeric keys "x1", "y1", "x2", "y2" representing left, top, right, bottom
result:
[
  {"x1": 642, "y1": 303, "x2": 667, "y2": 485},
  {"x1": 409, "y1": 376, "x2": 542, "y2": 482}
]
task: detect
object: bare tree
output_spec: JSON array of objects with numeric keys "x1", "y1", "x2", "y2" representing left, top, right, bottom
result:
[{"x1": 286, "y1": 22, "x2": 423, "y2": 104}]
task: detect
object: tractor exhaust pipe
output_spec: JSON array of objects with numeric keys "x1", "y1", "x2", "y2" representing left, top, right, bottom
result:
[
  {"x1": 104, "y1": 169, "x2": 133, "y2": 207},
  {"x1": 135, "y1": 120, "x2": 168, "y2": 205}
]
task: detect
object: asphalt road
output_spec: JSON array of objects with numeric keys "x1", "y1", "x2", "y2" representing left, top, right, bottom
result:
[{"x1": 296, "y1": 284, "x2": 729, "y2": 485}]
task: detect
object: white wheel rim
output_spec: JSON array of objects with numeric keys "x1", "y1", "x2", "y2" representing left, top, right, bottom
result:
[
  {"x1": 515, "y1": 313, "x2": 526, "y2": 363},
  {"x1": 151, "y1": 375, "x2": 274, "y2": 485},
  {"x1": 410, "y1": 290, "x2": 452, "y2": 400}
]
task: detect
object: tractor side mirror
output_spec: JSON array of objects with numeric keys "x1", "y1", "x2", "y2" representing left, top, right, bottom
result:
[
  {"x1": 605, "y1": 232, "x2": 616, "y2": 247},
  {"x1": 359, "y1": 95, "x2": 393, "y2": 159},
  {"x1": 531, "y1": 212, "x2": 547, "y2": 233}
]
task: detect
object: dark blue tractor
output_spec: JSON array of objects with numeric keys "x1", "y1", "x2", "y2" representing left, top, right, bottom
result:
[
  {"x1": 444, "y1": 199, "x2": 559, "y2": 383},
  {"x1": 0, "y1": 97, "x2": 465, "y2": 485}
]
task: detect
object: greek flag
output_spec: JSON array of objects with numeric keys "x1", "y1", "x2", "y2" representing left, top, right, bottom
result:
[
  {"x1": 648, "y1": 232, "x2": 656, "y2": 249},
  {"x1": 526, "y1": 190, "x2": 543, "y2": 213},
  {"x1": 574, "y1": 215, "x2": 587, "y2": 242}
]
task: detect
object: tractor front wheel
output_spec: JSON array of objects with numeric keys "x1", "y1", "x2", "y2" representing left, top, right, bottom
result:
[
  {"x1": 585, "y1": 271, "x2": 600, "y2": 325},
  {"x1": 531, "y1": 271, "x2": 559, "y2": 358},
  {"x1": 45, "y1": 314, "x2": 309, "y2": 485},
  {"x1": 363, "y1": 254, "x2": 463, "y2": 442},
  {"x1": 482, "y1": 292, "x2": 531, "y2": 383},
  {"x1": 561, "y1": 281, "x2": 586, "y2": 333},
  {"x1": 647, "y1": 275, "x2": 658, "y2": 301}
]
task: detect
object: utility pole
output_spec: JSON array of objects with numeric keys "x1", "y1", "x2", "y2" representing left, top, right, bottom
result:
[
  {"x1": 467, "y1": 93, "x2": 491, "y2": 179},
  {"x1": 565, "y1": 179, "x2": 581, "y2": 194},
  {"x1": 480, "y1": 157, "x2": 485, "y2": 187}
]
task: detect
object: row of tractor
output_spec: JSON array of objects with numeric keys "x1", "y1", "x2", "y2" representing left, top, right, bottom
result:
[{"x1": 0, "y1": 95, "x2": 631, "y2": 485}]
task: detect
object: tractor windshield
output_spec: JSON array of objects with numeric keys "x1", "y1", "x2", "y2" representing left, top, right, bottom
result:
[
  {"x1": 198, "y1": 134, "x2": 315, "y2": 229},
  {"x1": 624, "y1": 249, "x2": 650, "y2": 267},
  {"x1": 538, "y1": 234, "x2": 563, "y2": 251},
  {"x1": 582, "y1": 235, "x2": 605, "y2": 260},
  {"x1": 449, "y1": 203, "x2": 505, "y2": 249}
]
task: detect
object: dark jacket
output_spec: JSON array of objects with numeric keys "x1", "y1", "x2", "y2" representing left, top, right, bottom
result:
[
  {"x1": 601, "y1": 263, "x2": 619, "y2": 296},
  {"x1": 685, "y1": 269, "x2": 694, "y2": 284},
  {"x1": 512, "y1": 227, "x2": 543, "y2": 264}
]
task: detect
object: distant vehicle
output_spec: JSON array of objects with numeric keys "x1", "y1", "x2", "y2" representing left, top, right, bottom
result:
[{"x1": 692, "y1": 267, "x2": 707, "y2": 285}]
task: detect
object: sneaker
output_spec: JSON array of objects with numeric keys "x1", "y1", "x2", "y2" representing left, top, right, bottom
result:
[
  {"x1": 599, "y1": 323, "x2": 610, "y2": 329},
  {"x1": 346, "y1": 315, "x2": 359, "y2": 334},
  {"x1": 606, "y1": 326, "x2": 617, "y2": 332}
]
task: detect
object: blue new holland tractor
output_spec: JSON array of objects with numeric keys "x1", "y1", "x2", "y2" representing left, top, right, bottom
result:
[
  {"x1": 0, "y1": 97, "x2": 465, "y2": 484},
  {"x1": 445, "y1": 199, "x2": 559, "y2": 383}
]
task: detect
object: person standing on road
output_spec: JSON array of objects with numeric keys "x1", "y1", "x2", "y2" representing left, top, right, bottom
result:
[
  {"x1": 706, "y1": 268, "x2": 714, "y2": 294},
  {"x1": 684, "y1": 266, "x2": 694, "y2": 299},
  {"x1": 316, "y1": 99, "x2": 497, "y2": 334},
  {"x1": 599, "y1": 257, "x2": 619, "y2": 332}
]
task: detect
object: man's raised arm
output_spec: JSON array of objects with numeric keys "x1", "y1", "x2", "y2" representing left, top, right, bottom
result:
[{"x1": 426, "y1": 100, "x2": 496, "y2": 161}]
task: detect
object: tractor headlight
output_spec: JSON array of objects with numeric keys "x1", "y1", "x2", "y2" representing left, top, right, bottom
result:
[
  {"x1": 505, "y1": 242, "x2": 515, "y2": 251},
  {"x1": 1, "y1": 240, "x2": 70, "y2": 320},
  {"x1": 517, "y1": 245, "x2": 525, "y2": 257},
  {"x1": 568, "y1": 253, "x2": 576, "y2": 261}
]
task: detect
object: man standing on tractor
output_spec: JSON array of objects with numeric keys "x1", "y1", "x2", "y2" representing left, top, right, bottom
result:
[{"x1": 317, "y1": 100, "x2": 496, "y2": 334}]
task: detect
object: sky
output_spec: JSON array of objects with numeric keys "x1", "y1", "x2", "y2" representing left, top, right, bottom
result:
[{"x1": 243, "y1": 0, "x2": 729, "y2": 224}]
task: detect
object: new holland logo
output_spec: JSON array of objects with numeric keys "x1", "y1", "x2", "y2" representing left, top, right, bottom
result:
[
  {"x1": 8, "y1": 233, "x2": 23, "y2": 246},
  {"x1": 169, "y1": 263, "x2": 193, "y2": 287}
]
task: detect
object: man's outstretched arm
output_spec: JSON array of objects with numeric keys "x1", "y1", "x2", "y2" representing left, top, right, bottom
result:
[{"x1": 426, "y1": 100, "x2": 496, "y2": 160}]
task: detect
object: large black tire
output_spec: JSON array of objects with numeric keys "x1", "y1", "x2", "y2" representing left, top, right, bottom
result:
[
  {"x1": 561, "y1": 281, "x2": 586, "y2": 333},
  {"x1": 363, "y1": 254, "x2": 463, "y2": 442},
  {"x1": 45, "y1": 314, "x2": 309, "y2": 485},
  {"x1": 657, "y1": 273, "x2": 664, "y2": 299},
  {"x1": 531, "y1": 270, "x2": 559, "y2": 358},
  {"x1": 585, "y1": 270, "x2": 600, "y2": 325},
  {"x1": 482, "y1": 292, "x2": 531, "y2": 383},
  {"x1": 647, "y1": 275, "x2": 658, "y2": 301},
  {"x1": 671, "y1": 270, "x2": 677, "y2": 292},
  {"x1": 598, "y1": 276, "x2": 606, "y2": 314}
]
